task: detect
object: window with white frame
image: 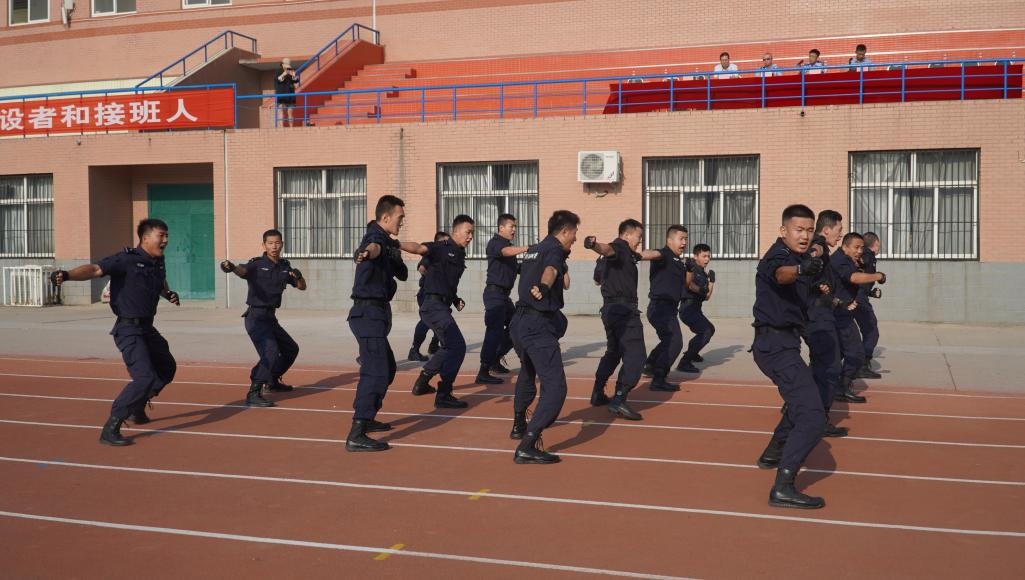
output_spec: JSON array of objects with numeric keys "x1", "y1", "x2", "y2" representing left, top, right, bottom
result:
[
  {"x1": 9, "y1": 0, "x2": 48, "y2": 25},
  {"x1": 92, "y1": 0, "x2": 136, "y2": 16},
  {"x1": 849, "y1": 150, "x2": 978, "y2": 259},
  {"x1": 437, "y1": 162, "x2": 540, "y2": 258},
  {"x1": 644, "y1": 156, "x2": 759, "y2": 258},
  {"x1": 183, "y1": 0, "x2": 231, "y2": 8},
  {"x1": 276, "y1": 167, "x2": 367, "y2": 258},
  {"x1": 0, "y1": 174, "x2": 54, "y2": 258}
]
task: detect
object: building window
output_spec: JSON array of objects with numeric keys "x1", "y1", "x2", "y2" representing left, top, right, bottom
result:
[
  {"x1": 276, "y1": 167, "x2": 366, "y2": 258},
  {"x1": 644, "y1": 156, "x2": 759, "y2": 258},
  {"x1": 849, "y1": 150, "x2": 978, "y2": 259},
  {"x1": 92, "y1": 0, "x2": 136, "y2": 16},
  {"x1": 9, "y1": 0, "x2": 48, "y2": 25},
  {"x1": 183, "y1": 0, "x2": 231, "y2": 8},
  {"x1": 0, "y1": 174, "x2": 54, "y2": 258},
  {"x1": 437, "y1": 162, "x2": 540, "y2": 258}
]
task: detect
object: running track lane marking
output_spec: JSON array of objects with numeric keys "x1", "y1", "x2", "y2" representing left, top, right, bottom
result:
[
  {"x1": 3, "y1": 392, "x2": 1024, "y2": 450},
  {"x1": 0, "y1": 510, "x2": 692, "y2": 580},
  {"x1": 5, "y1": 372, "x2": 1025, "y2": 418},
  {"x1": 374, "y1": 544, "x2": 405, "y2": 561},
  {"x1": 2, "y1": 457, "x2": 1025, "y2": 538},
  {"x1": 2, "y1": 364, "x2": 1023, "y2": 401},
  {"x1": 2, "y1": 420, "x2": 1024, "y2": 488},
  {"x1": 469, "y1": 489, "x2": 491, "y2": 500}
]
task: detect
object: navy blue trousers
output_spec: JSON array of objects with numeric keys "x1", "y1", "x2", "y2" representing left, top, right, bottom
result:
[
  {"x1": 680, "y1": 301, "x2": 715, "y2": 358},
  {"x1": 480, "y1": 289, "x2": 515, "y2": 366},
  {"x1": 420, "y1": 299, "x2": 466, "y2": 391},
  {"x1": 645, "y1": 299, "x2": 682, "y2": 377},
  {"x1": 854, "y1": 300, "x2": 879, "y2": 360},
  {"x1": 111, "y1": 321, "x2": 177, "y2": 420},
  {"x1": 244, "y1": 307, "x2": 299, "y2": 384},
  {"x1": 511, "y1": 311, "x2": 568, "y2": 434},
  {"x1": 347, "y1": 303, "x2": 395, "y2": 421},
  {"x1": 595, "y1": 305, "x2": 646, "y2": 388}
]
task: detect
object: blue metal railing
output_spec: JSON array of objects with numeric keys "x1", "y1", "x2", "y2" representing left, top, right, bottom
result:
[
  {"x1": 242, "y1": 57, "x2": 1023, "y2": 128},
  {"x1": 136, "y1": 31, "x2": 258, "y2": 89},
  {"x1": 294, "y1": 23, "x2": 380, "y2": 84}
]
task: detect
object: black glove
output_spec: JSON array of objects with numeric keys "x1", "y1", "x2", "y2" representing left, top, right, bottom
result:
[
  {"x1": 288, "y1": 268, "x2": 303, "y2": 287},
  {"x1": 220, "y1": 260, "x2": 235, "y2": 273},
  {"x1": 535, "y1": 282, "x2": 551, "y2": 300},
  {"x1": 832, "y1": 297, "x2": 854, "y2": 310},
  {"x1": 870, "y1": 288, "x2": 882, "y2": 299},
  {"x1": 291, "y1": 268, "x2": 303, "y2": 280},
  {"x1": 877, "y1": 272, "x2": 887, "y2": 284},
  {"x1": 50, "y1": 270, "x2": 70, "y2": 285},
  {"x1": 707, "y1": 270, "x2": 716, "y2": 283},
  {"x1": 797, "y1": 256, "x2": 823, "y2": 277},
  {"x1": 164, "y1": 290, "x2": 180, "y2": 305},
  {"x1": 584, "y1": 236, "x2": 596, "y2": 250}
]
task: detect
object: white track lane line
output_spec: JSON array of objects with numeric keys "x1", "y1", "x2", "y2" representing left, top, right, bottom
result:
[
  {"x1": 2, "y1": 457, "x2": 1024, "y2": 538},
  {"x1": 2, "y1": 391, "x2": 1025, "y2": 450},
  {"x1": 1, "y1": 418, "x2": 1023, "y2": 487},
  {"x1": 2, "y1": 372, "x2": 1024, "y2": 422},
  {"x1": 0, "y1": 509, "x2": 692, "y2": 580}
]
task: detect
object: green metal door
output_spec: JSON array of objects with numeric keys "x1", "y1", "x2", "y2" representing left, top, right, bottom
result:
[{"x1": 147, "y1": 184, "x2": 215, "y2": 300}]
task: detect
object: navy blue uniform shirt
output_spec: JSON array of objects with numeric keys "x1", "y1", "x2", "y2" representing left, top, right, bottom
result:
[
  {"x1": 857, "y1": 248, "x2": 877, "y2": 301},
  {"x1": 516, "y1": 235, "x2": 566, "y2": 312},
  {"x1": 421, "y1": 239, "x2": 466, "y2": 300},
  {"x1": 685, "y1": 263, "x2": 711, "y2": 302},
  {"x1": 242, "y1": 254, "x2": 297, "y2": 308},
  {"x1": 804, "y1": 235, "x2": 838, "y2": 322},
  {"x1": 97, "y1": 247, "x2": 166, "y2": 318},
  {"x1": 830, "y1": 251, "x2": 861, "y2": 321},
  {"x1": 600, "y1": 238, "x2": 641, "y2": 302},
  {"x1": 485, "y1": 234, "x2": 518, "y2": 290},
  {"x1": 753, "y1": 238, "x2": 806, "y2": 329},
  {"x1": 351, "y1": 221, "x2": 406, "y2": 301},
  {"x1": 648, "y1": 247, "x2": 689, "y2": 302}
]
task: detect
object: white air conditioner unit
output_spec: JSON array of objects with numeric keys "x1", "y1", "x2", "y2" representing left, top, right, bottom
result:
[{"x1": 578, "y1": 151, "x2": 620, "y2": 183}]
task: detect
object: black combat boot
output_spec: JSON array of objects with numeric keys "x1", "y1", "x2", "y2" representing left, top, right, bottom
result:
[
  {"x1": 346, "y1": 419, "x2": 390, "y2": 452},
  {"x1": 366, "y1": 419, "x2": 392, "y2": 433},
  {"x1": 435, "y1": 380, "x2": 468, "y2": 409},
  {"x1": 246, "y1": 382, "x2": 275, "y2": 407},
  {"x1": 641, "y1": 361, "x2": 654, "y2": 377},
  {"x1": 691, "y1": 353, "x2": 704, "y2": 363},
  {"x1": 128, "y1": 400, "x2": 151, "y2": 425},
  {"x1": 510, "y1": 412, "x2": 528, "y2": 440},
  {"x1": 833, "y1": 379, "x2": 867, "y2": 403},
  {"x1": 823, "y1": 422, "x2": 849, "y2": 437},
  {"x1": 427, "y1": 337, "x2": 440, "y2": 355},
  {"x1": 513, "y1": 431, "x2": 560, "y2": 464},
  {"x1": 411, "y1": 371, "x2": 437, "y2": 396},
  {"x1": 768, "y1": 466, "x2": 825, "y2": 509},
  {"x1": 607, "y1": 382, "x2": 642, "y2": 420},
  {"x1": 590, "y1": 379, "x2": 610, "y2": 406},
  {"x1": 266, "y1": 377, "x2": 294, "y2": 392},
  {"x1": 475, "y1": 364, "x2": 503, "y2": 385},
  {"x1": 649, "y1": 373, "x2": 681, "y2": 392},
  {"x1": 676, "y1": 354, "x2": 700, "y2": 373},
  {"x1": 856, "y1": 365, "x2": 881, "y2": 379},
  {"x1": 756, "y1": 437, "x2": 785, "y2": 469},
  {"x1": 99, "y1": 416, "x2": 133, "y2": 446},
  {"x1": 408, "y1": 347, "x2": 428, "y2": 362},
  {"x1": 491, "y1": 357, "x2": 511, "y2": 374}
]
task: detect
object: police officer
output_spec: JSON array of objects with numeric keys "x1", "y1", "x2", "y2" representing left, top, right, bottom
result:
[
  {"x1": 509, "y1": 210, "x2": 579, "y2": 464},
  {"x1": 408, "y1": 231, "x2": 449, "y2": 362},
  {"x1": 586, "y1": 219, "x2": 665, "y2": 421},
  {"x1": 220, "y1": 229, "x2": 306, "y2": 408},
  {"x1": 641, "y1": 225, "x2": 689, "y2": 393},
  {"x1": 854, "y1": 231, "x2": 883, "y2": 377},
  {"x1": 347, "y1": 195, "x2": 421, "y2": 452},
  {"x1": 832, "y1": 232, "x2": 886, "y2": 403},
  {"x1": 677, "y1": 243, "x2": 717, "y2": 373},
  {"x1": 477, "y1": 214, "x2": 530, "y2": 385},
  {"x1": 409, "y1": 215, "x2": 475, "y2": 408},
  {"x1": 752, "y1": 204, "x2": 827, "y2": 509},
  {"x1": 50, "y1": 219, "x2": 180, "y2": 446}
]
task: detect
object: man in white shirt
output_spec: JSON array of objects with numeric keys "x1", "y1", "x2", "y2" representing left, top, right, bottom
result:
[{"x1": 714, "y1": 52, "x2": 740, "y2": 79}]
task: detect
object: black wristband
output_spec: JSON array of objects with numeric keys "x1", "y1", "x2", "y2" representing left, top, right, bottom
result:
[
  {"x1": 536, "y1": 283, "x2": 551, "y2": 300},
  {"x1": 50, "y1": 270, "x2": 70, "y2": 285}
]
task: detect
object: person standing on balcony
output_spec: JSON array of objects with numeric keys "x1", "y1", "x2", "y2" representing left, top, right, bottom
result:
[
  {"x1": 757, "y1": 53, "x2": 781, "y2": 77},
  {"x1": 50, "y1": 219, "x2": 181, "y2": 447},
  {"x1": 276, "y1": 58, "x2": 299, "y2": 127},
  {"x1": 713, "y1": 52, "x2": 741, "y2": 79},
  {"x1": 798, "y1": 49, "x2": 827, "y2": 74},
  {"x1": 848, "y1": 44, "x2": 874, "y2": 72}
]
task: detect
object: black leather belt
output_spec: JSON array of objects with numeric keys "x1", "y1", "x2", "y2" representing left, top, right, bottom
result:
[
  {"x1": 425, "y1": 293, "x2": 452, "y2": 304},
  {"x1": 485, "y1": 284, "x2": 511, "y2": 294},
  {"x1": 353, "y1": 298, "x2": 389, "y2": 308},
  {"x1": 649, "y1": 297, "x2": 679, "y2": 304},
  {"x1": 117, "y1": 316, "x2": 154, "y2": 326},
  {"x1": 754, "y1": 325, "x2": 799, "y2": 336},
  {"x1": 515, "y1": 305, "x2": 554, "y2": 319},
  {"x1": 603, "y1": 296, "x2": 638, "y2": 306}
]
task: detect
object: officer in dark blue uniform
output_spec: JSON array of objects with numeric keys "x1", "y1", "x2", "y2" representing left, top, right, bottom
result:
[
  {"x1": 586, "y1": 219, "x2": 665, "y2": 421},
  {"x1": 509, "y1": 210, "x2": 579, "y2": 464},
  {"x1": 220, "y1": 229, "x2": 306, "y2": 408},
  {"x1": 641, "y1": 225, "x2": 689, "y2": 393},
  {"x1": 409, "y1": 215, "x2": 475, "y2": 408},
  {"x1": 751, "y1": 204, "x2": 827, "y2": 509},
  {"x1": 677, "y1": 243, "x2": 717, "y2": 373},
  {"x1": 408, "y1": 231, "x2": 449, "y2": 361},
  {"x1": 854, "y1": 231, "x2": 882, "y2": 376},
  {"x1": 347, "y1": 195, "x2": 420, "y2": 452},
  {"x1": 477, "y1": 213, "x2": 530, "y2": 385},
  {"x1": 51, "y1": 219, "x2": 180, "y2": 447},
  {"x1": 831, "y1": 232, "x2": 886, "y2": 403}
]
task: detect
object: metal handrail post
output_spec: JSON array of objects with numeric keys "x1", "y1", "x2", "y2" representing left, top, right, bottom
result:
[
  {"x1": 800, "y1": 70, "x2": 805, "y2": 108},
  {"x1": 421, "y1": 88, "x2": 426, "y2": 122},
  {"x1": 900, "y1": 64, "x2": 906, "y2": 102},
  {"x1": 706, "y1": 74, "x2": 712, "y2": 110},
  {"x1": 859, "y1": 65, "x2": 864, "y2": 104},
  {"x1": 583, "y1": 81, "x2": 588, "y2": 115}
]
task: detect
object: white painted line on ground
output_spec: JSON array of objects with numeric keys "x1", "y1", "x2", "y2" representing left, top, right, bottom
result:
[
  {"x1": 2, "y1": 457, "x2": 1024, "y2": 538},
  {"x1": 0, "y1": 509, "x2": 692, "y2": 579},
  {"x1": 3, "y1": 372, "x2": 1024, "y2": 422},
  {"x1": 1, "y1": 419, "x2": 1023, "y2": 487}
]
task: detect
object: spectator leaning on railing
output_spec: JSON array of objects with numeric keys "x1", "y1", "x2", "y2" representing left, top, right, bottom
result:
[
  {"x1": 714, "y1": 52, "x2": 740, "y2": 79},
  {"x1": 757, "y1": 53, "x2": 781, "y2": 77},
  {"x1": 275, "y1": 57, "x2": 299, "y2": 127},
  {"x1": 848, "y1": 43, "x2": 874, "y2": 72},
  {"x1": 797, "y1": 48, "x2": 827, "y2": 74}
]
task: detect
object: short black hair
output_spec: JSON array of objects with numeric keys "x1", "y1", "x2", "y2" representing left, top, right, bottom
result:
[
  {"x1": 782, "y1": 204, "x2": 815, "y2": 224},
  {"x1": 843, "y1": 232, "x2": 864, "y2": 246},
  {"x1": 262, "y1": 229, "x2": 283, "y2": 241},
  {"x1": 434, "y1": 231, "x2": 450, "y2": 242},
  {"x1": 452, "y1": 214, "x2": 474, "y2": 228},
  {"x1": 666, "y1": 224, "x2": 688, "y2": 237},
  {"x1": 618, "y1": 219, "x2": 643, "y2": 236},
  {"x1": 815, "y1": 210, "x2": 843, "y2": 233},
  {"x1": 497, "y1": 213, "x2": 516, "y2": 227},
  {"x1": 374, "y1": 195, "x2": 405, "y2": 220},
  {"x1": 693, "y1": 243, "x2": 712, "y2": 255},
  {"x1": 863, "y1": 231, "x2": 880, "y2": 247},
  {"x1": 855, "y1": 44, "x2": 867, "y2": 52},
  {"x1": 719, "y1": 51, "x2": 730, "y2": 58},
  {"x1": 137, "y1": 218, "x2": 168, "y2": 240},
  {"x1": 809, "y1": 48, "x2": 821, "y2": 57},
  {"x1": 547, "y1": 210, "x2": 580, "y2": 235}
]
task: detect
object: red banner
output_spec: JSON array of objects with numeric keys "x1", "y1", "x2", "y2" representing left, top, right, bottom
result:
[{"x1": 0, "y1": 87, "x2": 235, "y2": 137}]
